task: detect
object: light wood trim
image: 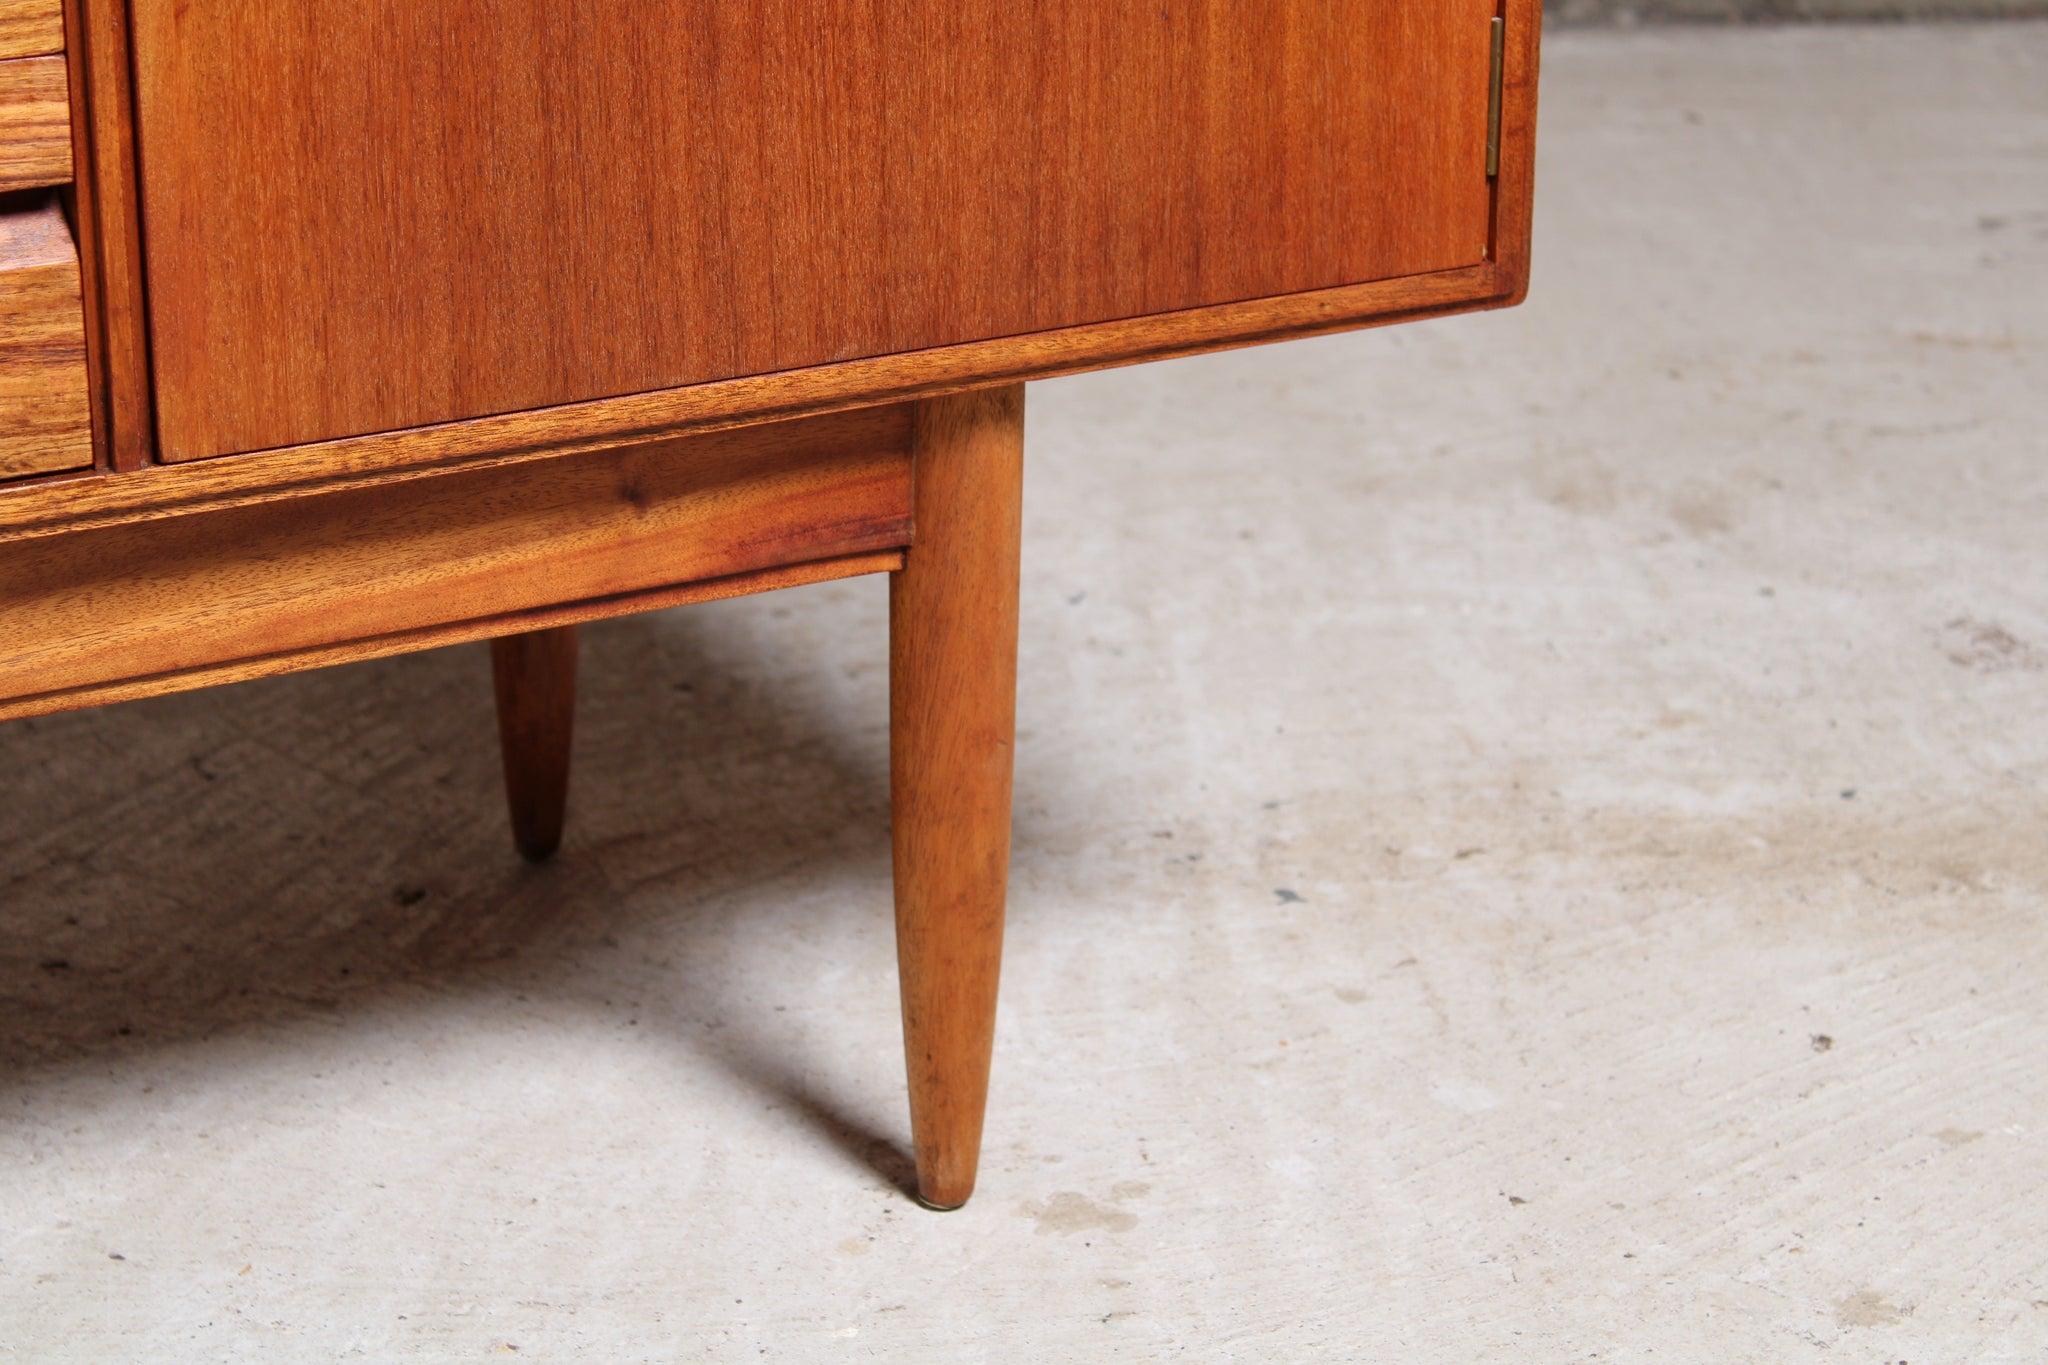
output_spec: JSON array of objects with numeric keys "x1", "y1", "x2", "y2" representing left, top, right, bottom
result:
[
  {"x1": 65, "y1": 0, "x2": 152, "y2": 469},
  {"x1": 0, "y1": 552, "x2": 903, "y2": 724},
  {"x1": 0, "y1": 195, "x2": 91, "y2": 479},
  {"x1": 1490, "y1": 0, "x2": 1542, "y2": 303},
  {"x1": 0, "y1": 0, "x2": 62, "y2": 60},
  {"x1": 0, "y1": 53, "x2": 69, "y2": 191},
  {"x1": 0, "y1": 262, "x2": 1509, "y2": 542},
  {"x1": 59, "y1": 0, "x2": 106, "y2": 466},
  {"x1": 0, "y1": 407, "x2": 914, "y2": 720}
]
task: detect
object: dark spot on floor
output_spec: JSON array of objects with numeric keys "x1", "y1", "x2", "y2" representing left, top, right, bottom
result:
[
  {"x1": 1811, "y1": 1034, "x2": 1834, "y2": 1053},
  {"x1": 1943, "y1": 617, "x2": 2043, "y2": 673},
  {"x1": 1274, "y1": 888, "x2": 1303, "y2": 904}
]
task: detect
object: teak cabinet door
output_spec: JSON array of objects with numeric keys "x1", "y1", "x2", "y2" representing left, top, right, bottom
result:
[{"x1": 131, "y1": 1, "x2": 1500, "y2": 463}]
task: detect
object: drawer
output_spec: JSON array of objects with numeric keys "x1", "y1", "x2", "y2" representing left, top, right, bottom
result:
[
  {"x1": 0, "y1": 0, "x2": 64, "y2": 61},
  {"x1": 0, "y1": 53, "x2": 69, "y2": 193},
  {"x1": 0, "y1": 194, "x2": 92, "y2": 479}
]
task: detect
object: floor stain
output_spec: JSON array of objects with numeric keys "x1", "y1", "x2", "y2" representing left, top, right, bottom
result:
[
  {"x1": 1536, "y1": 463, "x2": 1622, "y2": 517},
  {"x1": 1021, "y1": 1192, "x2": 1141, "y2": 1237},
  {"x1": 1670, "y1": 489, "x2": 1737, "y2": 537},
  {"x1": 1943, "y1": 617, "x2": 2043, "y2": 673},
  {"x1": 1835, "y1": 1290, "x2": 1910, "y2": 1328},
  {"x1": 1934, "y1": 1127, "x2": 1983, "y2": 1148},
  {"x1": 1908, "y1": 328, "x2": 2021, "y2": 352}
]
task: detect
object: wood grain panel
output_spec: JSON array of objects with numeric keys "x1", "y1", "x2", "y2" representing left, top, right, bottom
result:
[
  {"x1": 0, "y1": 405, "x2": 912, "y2": 715},
  {"x1": 0, "y1": 195, "x2": 90, "y2": 479},
  {"x1": 66, "y1": 0, "x2": 157, "y2": 470},
  {"x1": 0, "y1": 54, "x2": 68, "y2": 192},
  {"x1": 132, "y1": 0, "x2": 1498, "y2": 463},
  {"x1": 0, "y1": 0, "x2": 62, "y2": 60}
]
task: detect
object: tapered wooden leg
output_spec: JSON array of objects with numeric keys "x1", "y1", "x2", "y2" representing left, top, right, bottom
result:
[
  {"x1": 890, "y1": 385, "x2": 1024, "y2": 1211},
  {"x1": 490, "y1": 625, "x2": 578, "y2": 862}
]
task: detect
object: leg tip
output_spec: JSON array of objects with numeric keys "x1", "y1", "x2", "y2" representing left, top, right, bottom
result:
[
  {"x1": 913, "y1": 1164, "x2": 977, "y2": 1210},
  {"x1": 514, "y1": 833, "x2": 563, "y2": 863}
]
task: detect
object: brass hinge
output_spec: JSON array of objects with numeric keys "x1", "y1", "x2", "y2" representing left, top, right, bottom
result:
[{"x1": 1486, "y1": 16, "x2": 1505, "y2": 179}]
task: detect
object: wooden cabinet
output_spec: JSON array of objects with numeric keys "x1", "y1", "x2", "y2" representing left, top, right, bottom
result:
[{"x1": 0, "y1": 0, "x2": 1540, "y2": 1210}]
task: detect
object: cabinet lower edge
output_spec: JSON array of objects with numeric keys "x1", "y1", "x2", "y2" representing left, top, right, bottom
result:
[
  {"x1": 0, "y1": 404, "x2": 915, "y2": 720},
  {"x1": 0, "y1": 261, "x2": 1513, "y2": 543},
  {"x1": 0, "y1": 550, "x2": 902, "y2": 724}
]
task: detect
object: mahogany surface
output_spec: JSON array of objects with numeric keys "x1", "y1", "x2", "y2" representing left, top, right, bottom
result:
[{"x1": 131, "y1": 0, "x2": 1497, "y2": 462}]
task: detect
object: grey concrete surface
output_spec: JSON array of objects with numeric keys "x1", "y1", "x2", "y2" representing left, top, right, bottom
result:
[
  {"x1": 4, "y1": 24, "x2": 2047, "y2": 1363},
  {"x1": 1556, "y1": 0, "x2": 2047, "y2": 23}
]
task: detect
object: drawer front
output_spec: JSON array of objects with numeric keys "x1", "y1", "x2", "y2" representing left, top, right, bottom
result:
[
  {"x1": 0, "y1": 0, "x2": 63, "y2": 61},
  {"x1": 133, "y1": 0, "x2": 1502, "y2": 463},
  {"x1": 0, "y1": 53, "x2": 68, "y2": 193},
  {"x1": 0, "y1": 195, "x2": 92, "y2": 480}
]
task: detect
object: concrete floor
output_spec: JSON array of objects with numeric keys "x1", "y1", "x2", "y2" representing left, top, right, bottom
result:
[{"x1": 4, "y1": 24, "x2": 2046, "y2": 1362}]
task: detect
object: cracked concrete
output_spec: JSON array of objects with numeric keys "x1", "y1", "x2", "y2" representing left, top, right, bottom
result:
[{"x1": 3, "y1": 23, "x2": 2046, "y2": 1362}]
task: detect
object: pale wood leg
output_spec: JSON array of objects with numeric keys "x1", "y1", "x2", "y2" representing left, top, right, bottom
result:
[
  {"x1": 890, "y1": 385, "x2": 1025, "y2": 1210},
  {"x1": 491, "y1": 625, "x2": 579, "y2": 862}
]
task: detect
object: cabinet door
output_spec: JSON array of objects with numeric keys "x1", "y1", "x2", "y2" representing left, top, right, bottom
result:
[{"x1": 132, "y1": 0, "x2": 1500, "y2": 463}]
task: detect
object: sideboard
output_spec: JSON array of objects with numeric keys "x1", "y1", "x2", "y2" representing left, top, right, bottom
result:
[{"x1": 0, "y1": 0, "x2": 1540, "y2": 1208}]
